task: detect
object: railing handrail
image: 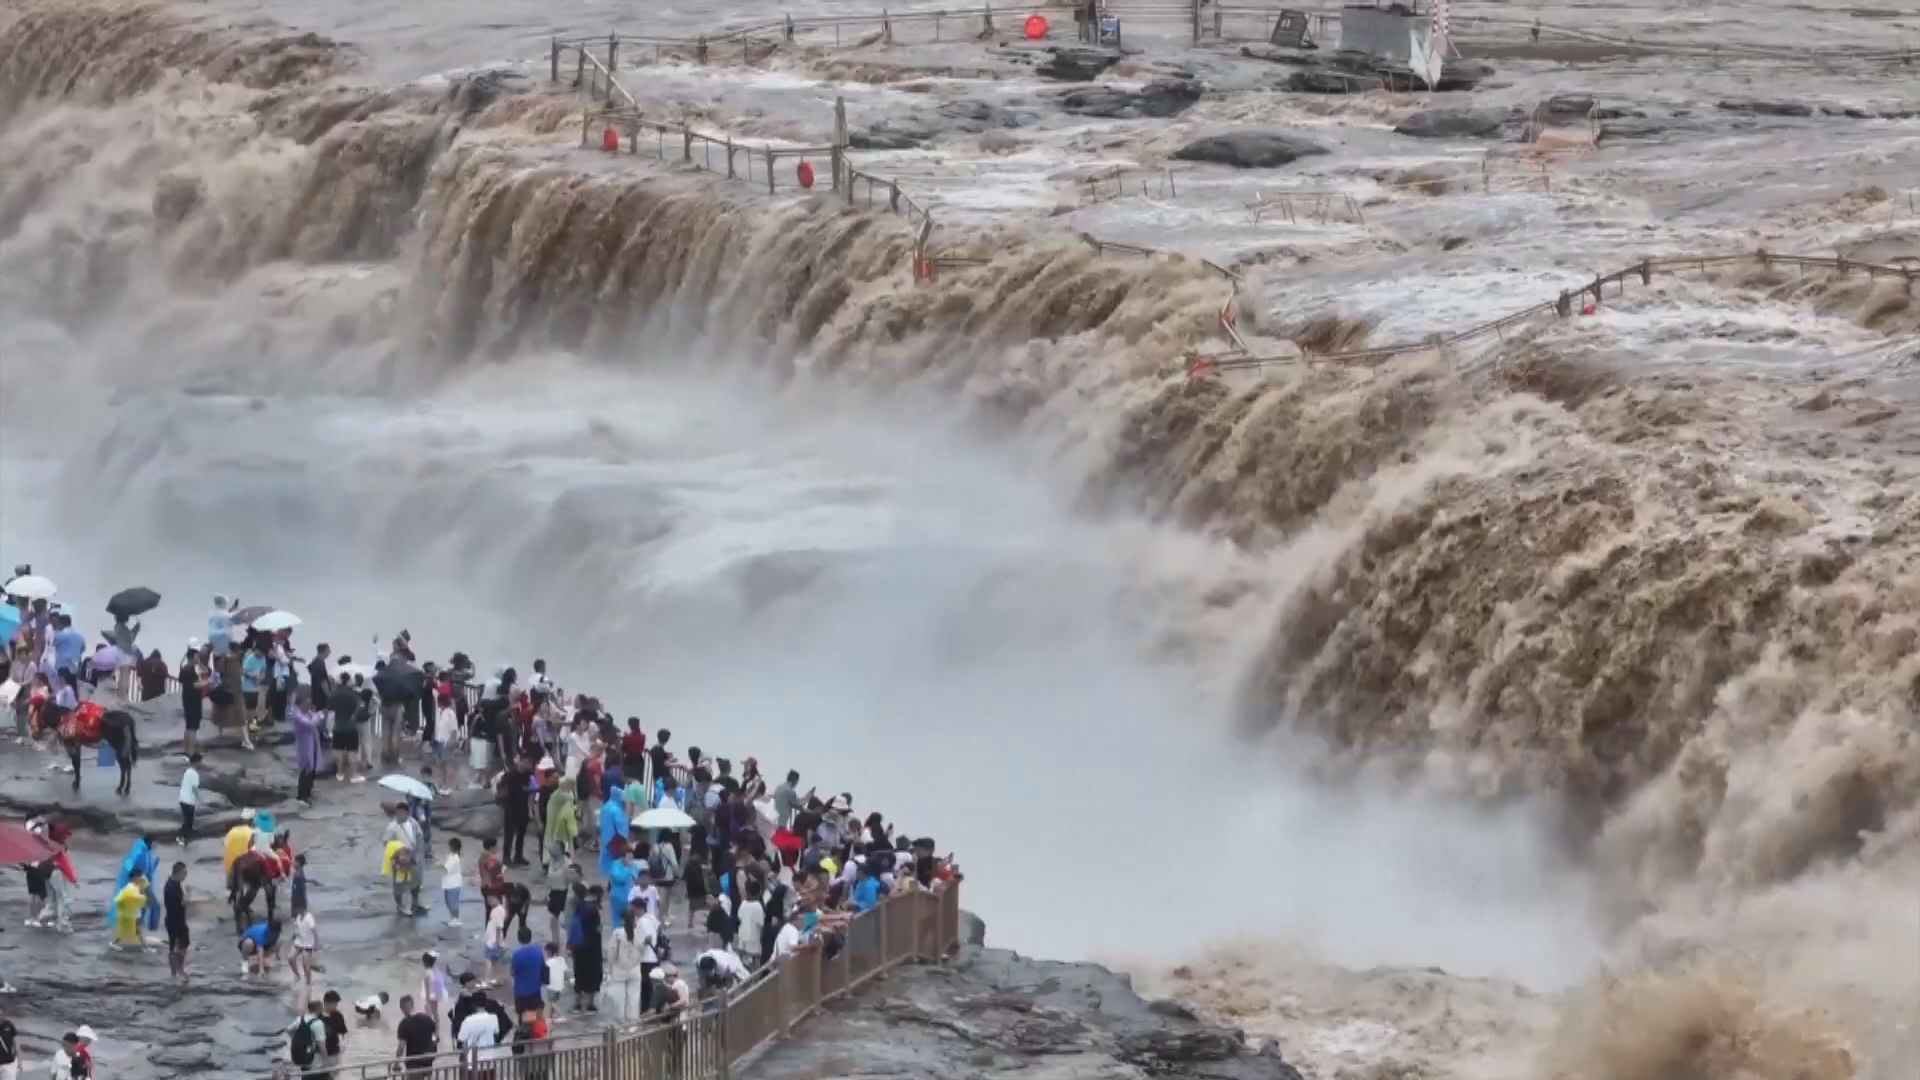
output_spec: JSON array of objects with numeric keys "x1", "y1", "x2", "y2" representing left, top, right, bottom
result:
[
  {"x1": 1200, "y1": 251, "x2": 1918, "y2": 371},
  {"x1": 269, "y1": 884, "x2": 963, "y2": 1080}
]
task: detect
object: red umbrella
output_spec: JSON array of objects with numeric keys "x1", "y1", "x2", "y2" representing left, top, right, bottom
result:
[{"x1": 0, "y1": 822, "x2": 61, "y2": 865}]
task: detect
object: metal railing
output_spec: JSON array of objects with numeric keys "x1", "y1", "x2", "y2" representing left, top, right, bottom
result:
[
  {"x1": 1190, "y1": 251, "x2": 1919, "y2": 373},
  {"x1": 271, "y1": 884, "x2": 963, "y2": 1080}
]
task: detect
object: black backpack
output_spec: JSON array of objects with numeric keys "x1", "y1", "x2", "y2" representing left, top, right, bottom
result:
[{"x1": 290, "y1": 1017, "x2": 319, "y2": 1066}]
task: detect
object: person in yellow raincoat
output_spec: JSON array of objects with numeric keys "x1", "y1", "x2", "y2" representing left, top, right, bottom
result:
[
  {"x1": 384, "y1": 837, "x2": 420, "y2": 916},
  {"x1": 223, "y1": 811, "x2": 255, "y2": 875},
  {"x1": 113, "y1": 870, "x2": 149, "y2": 948}
]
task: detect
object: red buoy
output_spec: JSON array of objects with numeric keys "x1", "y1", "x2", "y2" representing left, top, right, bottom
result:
[
  {"x1": 1024, "y1": 14, "x2": 1049, "y2": 39},
  {"x1": 601, "y1": 126, "x2": 619, "y2": 153},
  {"x1": 796, "y1": 160, "x2": 816, "y2": 189}
]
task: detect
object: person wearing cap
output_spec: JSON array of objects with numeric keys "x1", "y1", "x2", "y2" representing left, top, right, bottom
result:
[
  {"x1": 70, "y1": 1028, "x2": 95, "y2": 1079},
  {"x1": 655, "y1": 964, "x2": 691, "y2": 1016}
]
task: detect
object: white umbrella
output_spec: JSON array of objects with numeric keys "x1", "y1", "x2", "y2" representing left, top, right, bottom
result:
[
  {"x1": 378, "y1": 774, "x2": 434, "y2": 802},
  {"x1": 633, "y1": 807, "x2": 696, "y2": 830},
  {"x1": 3, "y1": 575, "x2": 57, "y2": 600},
  {"x1": 252, "y1": 610, "x2": 303, "y2": 632}
]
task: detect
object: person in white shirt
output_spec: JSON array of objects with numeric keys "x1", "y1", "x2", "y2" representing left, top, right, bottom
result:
[
  {"x1": 543, "y1": 944, "x2": 569, "y2": 1018},
  {"x1": 772, "y1": 908, "x2": 809, "y2": 962},
  {"x1": 482, "y1": 901, "x2": 508, "y2": 988},
  {"x1": 656, "y1": 964, "x2": 691, "y2": 1015},
  {"x1": 441, "y1": 838, "x2": 464, "y2": 928},
  {"x1": 607, "y1": 908, "x2": 653, "y2": 1021},
  {"x1": 630, "y1": 878, "x2": 661, "y2": 921},
  {"x1": 455, "y1": 1005, "x2": 505, "y2": 1063},
  {"x1": 695, "y1": 947, "x2": 750, "y2": 994},
  {"x1": 177, "y1": 754, "x2": 202, "y2": 845},
  {"x1": 289, "y1": 903, "x2": 320, "y2": 986},
  {"x1": 734, "y1": 885, "x2": 766, "y2": 967}
]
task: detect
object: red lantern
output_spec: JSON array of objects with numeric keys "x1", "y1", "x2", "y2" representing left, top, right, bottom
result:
[
  {"x1": 796, "y1": 160, "x2": 816, "y2": 189},
  {"x1": 601, "y1": 126, "x2": 619, "y2": 153},
  {"x1": 1024, "y1": 14, "x2": 1049, "y2": 39}
]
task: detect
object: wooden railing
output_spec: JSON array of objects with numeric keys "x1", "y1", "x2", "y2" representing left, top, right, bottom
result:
[
  {"x1": 269, "y1": 884, "x2": 963, "y2": 1080},
  {"x1": 1192, "y1": 252, "x2": 1920, "y2": 373}
]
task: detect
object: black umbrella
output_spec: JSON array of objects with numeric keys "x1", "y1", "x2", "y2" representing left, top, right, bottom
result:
[
  {"x1": 233, "y1": 605, "x2": 275, "y2": 625},
  {"x1": 375, "y1": 662, "x2": 426, "y2": 700},
  {"x1": 106, "y1": 587, "x2": 161, "y2": 618}
]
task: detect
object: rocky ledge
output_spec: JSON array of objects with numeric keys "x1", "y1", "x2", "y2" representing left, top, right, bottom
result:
[{"x1": 744, "y1": 945, "x2": 1303, "y2": 1080}]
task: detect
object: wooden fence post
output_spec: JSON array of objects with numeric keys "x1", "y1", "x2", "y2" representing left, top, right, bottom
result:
[
  {"x1": 725, "y1": 135, "x2": 735, "y2": 178},
  {"x1": 786, "y1": 14, "x2": 796, "y2": 40},
  {"x1": 574, "y1": 47, "x2": 585, "y2": 89},
  {"x1": 884, "y1": 8, "x2": 893, "y2": 43},
  {"x1": 550, "y1": 37, "x2": 560, "y2": 83},
  {"x1": 982, "y1": 3, "x2": 995, "y2": 35},
  {"x1": 766, "y1": 146, "x2": 776, "y2": 194},
  {"x1": 684, "y1": 127, "x2": 694, "y2": 162},
  {"x1": 607, "y1": 32, "x2": 619, "y2": 75}
]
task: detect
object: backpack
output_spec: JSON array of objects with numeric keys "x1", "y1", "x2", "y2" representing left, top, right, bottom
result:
[{"x1": 290, "y1": 1017, "x2": 319, "y2": 1066}]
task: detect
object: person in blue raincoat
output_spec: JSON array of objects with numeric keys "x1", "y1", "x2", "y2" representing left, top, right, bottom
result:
[
  {"x1": 605, "y1": 847, "x2": 635, "y2": 927},
  {"x1": 111, "y1": 832, "x2": 162, "y2": 933},
  {"x1": 597, "y1": 785, "x2": 626, "y2": 878}
]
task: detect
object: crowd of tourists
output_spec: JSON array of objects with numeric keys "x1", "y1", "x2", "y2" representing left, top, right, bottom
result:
[{"x1": 1, "y1": 571, "x2": 960, "y2": 1079}]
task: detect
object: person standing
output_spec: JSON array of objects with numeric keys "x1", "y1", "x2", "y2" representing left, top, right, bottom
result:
[
  {"x1": 500, "y1": 757, "x2": 533, "y2": 867},
  {"x1": 416, "y1": 952, "x2": 449, "y2": 1037},
  {"x1": 508, "y1": 926, "x2": 546, "y2": 1019},
  {"x1": 440, "y1": 838, "x2": 464, "y2": 929},
  {"x1": 382, "y1": 805, "x2": 423, "y2": 916},
  {"x1": 568, "y1": 888, "x2": 604, "y2": 1013},
  {"x1": 43, "y1": 829, "x2": 75, "y2": 935},
  {"x1": 772, "y1": 770, "x2": 802, "y2": 829},
  {"x1": 162, "y1": 862, "x2": 191, "y2": 979},
  {"x1": 289, "y1": 999, "x2": 328, "y2": 1079},
  {"x1": 607, "y1": 910, "x2": 646, "y2": 1021},
  {"x1": 291, "y1": 691, "x2": 322, "y2": 804},
  {"x1": 112, "y1": 870, "x2": 148, "y2": 951},
  {"x1": 307, "y1": 644, "x2": 333, "y2": 718},
  {"x1": 137, "y1": 649, "x2": 167, "y2": 702},
  {"x1": 288, "y1": 900, "x2": 319, "y2": 986},
  {"x1": 178, "y1": 644, "x2": 204, "y2": 758},
  {"x1": 328, "y1": 677, "x2": 362, "y2": 784},
  {"x1": 108, "y1": 616, "x2": 140, "y2": 700},
  {"x1": 393, "y1": 996, "x2": 438, "y2": 1077},
  {"x1": 321, "y1": 991, "x2": 349, "y2": 1074},
  {"x1": 266, "y1": 632, "x2": 295, "y2": 729},
  {"x1": 542, "y1": 779, "x2": 577, "y2": 873}
]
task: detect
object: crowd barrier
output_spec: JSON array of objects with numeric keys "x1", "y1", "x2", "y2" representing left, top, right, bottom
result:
[{"x1": 270, "y1": 885, "x2": 963, "y2": 1080}]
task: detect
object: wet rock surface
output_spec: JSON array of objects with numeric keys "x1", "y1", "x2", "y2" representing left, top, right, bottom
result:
[
  {"x1": 744, "y1": 947, "x2": 1305, "y2": 1080},
  {"x1": 851, "y1": 98, "x2": 1035, "y2": 149},
  {"x1": 1393, "y1": 107, "x2": 1526, "y2": 140},
  {"x1": 1058, "y1": 77, "x2": 1203, "y2": 119},
  {"x1": 1173, "y1": 131, "x2": 1328, "y2": 168},
  {"x1": 0, "y1": 697, "x2": 691, "y2": 1078},
  {"x1": 1034, "y1": 46, "x2": 1121, "y2": 81},
  {"x1": 1241, "y1": 44, "x2": 1493, "y2": 92}
]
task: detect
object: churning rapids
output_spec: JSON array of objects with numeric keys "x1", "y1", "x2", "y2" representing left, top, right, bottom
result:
[{"x1": 1, "y1": 0, "x2": 1917, "y2": 1077}]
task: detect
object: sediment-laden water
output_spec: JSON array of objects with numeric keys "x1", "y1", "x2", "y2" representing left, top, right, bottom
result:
[{"x1": 1, "y1": 0, "x2": 1916, "y2": 1077}]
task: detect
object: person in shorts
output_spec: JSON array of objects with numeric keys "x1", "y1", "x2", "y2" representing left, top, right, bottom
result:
[{"x1": 164, "y1": 862, "x2": 191, "y2": 979}]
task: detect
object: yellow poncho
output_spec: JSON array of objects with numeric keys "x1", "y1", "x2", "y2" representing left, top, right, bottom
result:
[
  {"x1": 113, "y1": 882, "x2": 146, "y2": 945},
  {"x1": 222, "y1": 825, "x2": 253, "y2": 874},
  {"x1": 382, "y1": 839, "x2": 415, "y2": 881}
]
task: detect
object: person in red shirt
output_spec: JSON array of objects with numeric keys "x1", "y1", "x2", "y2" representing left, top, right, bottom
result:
[{"x1": 619, "y1": 720, "x2": 647, "y2": 784}]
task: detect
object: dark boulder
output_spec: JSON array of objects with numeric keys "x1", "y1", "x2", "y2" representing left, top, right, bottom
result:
[
  {"x1": 1717, "y1": 99, "x2": 1815, "y2": 117},
  {"x1": 1434, "y1": 59, "x2": 1496, "y2": 91},
  {"x1": 1173, "y1": 131, "x2": 1328, "y2": 168},
  {"x1": 1287, "y1": 69, "x2": 1379, "y2": 94},
  {"x1": 1393, "y1": 107, "x2": 1523, "y2": 139},
  {"x1": 1035, "y1": 46, "x2": 1121, "y2": 81},
  {"x1": 1059, "y1": 78, "x2": 1202, "y2": 119}
]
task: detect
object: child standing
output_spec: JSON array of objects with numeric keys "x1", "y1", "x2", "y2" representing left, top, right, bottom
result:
[
  {"x1": 441, "y1": 838, "x2": 464, "y2": 928},
  {"x1": 543, "y1": 943, "x2": 568, "y2": 1023},
  {"x1": 289, "y1": 901, "x2": 319, "y2": 986},
  {"x1": 418, "y1": 951, "x2": 449, "y2": 1034},
  {"x1": 482, "y1": 898, "x2": 508, "y2": 988},
  {"x1": 290, "y1": 853, "x2": 308, "y2": 914}
]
